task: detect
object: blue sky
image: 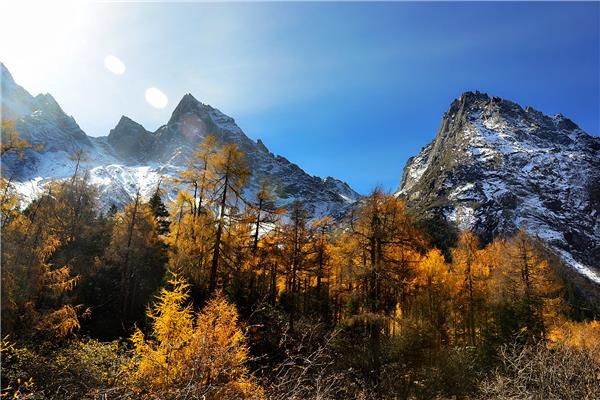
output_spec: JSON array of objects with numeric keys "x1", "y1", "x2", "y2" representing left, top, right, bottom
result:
[{"x1": 1, "y1": 1, "x2": 598, "y2": 193}]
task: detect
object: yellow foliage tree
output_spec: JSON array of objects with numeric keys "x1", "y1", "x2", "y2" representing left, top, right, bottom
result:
[
  {"x1": 125, "y1": 275, "x2": 264, "y2": 399},
  {"x1": 0, "y1": 177, "x2": 19, "y2": 226},
  {"x1": 548, "y1": 320, "x2": 600, "y2": 355},
  {"x1": 451, "y1": 231, "x2": 490, "y2": 345},
  {"x1": 177, "y1": 134, "x2": 218, "y2": 216},
  {"x1": 490, "y1": 230, "x2": 564, "y2": 340},
  {"x1": 106, "y1": 194, "x2": 165, "y2": 325},
  {"x1": 1, "y1": 205, "x2": 79, "y2": 338},
  {"x1": 209, "y1": 142, "x2": 250, "y2": 293},
  {"x1": 415, "y1": 249, "x2": 452, "y2": 345},
  {"x1": 166, "y1": 208, "x2": 215, "y2": 288},
  {"x1": 1, "y1": 120, "x2": 35, "y2": 158}
]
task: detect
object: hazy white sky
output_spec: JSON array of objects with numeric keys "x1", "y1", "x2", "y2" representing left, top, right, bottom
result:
[
  {"x1": 1, "y1": 1, "x2": 266, "y2": 135},
  {"x1": 1, "y1": 1, "x2": 364, "y2": 136}
]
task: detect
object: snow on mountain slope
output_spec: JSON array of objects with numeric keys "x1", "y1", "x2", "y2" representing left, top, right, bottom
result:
[
  {"x1": 0, "y1": 63, "x2": 359, "y2": 216},
  {"x1": 397, "y1": 91, "x2": 600, "y2": 284}
]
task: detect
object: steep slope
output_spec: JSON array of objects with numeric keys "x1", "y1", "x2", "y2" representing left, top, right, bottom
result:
[
  {"x1": 0, "y1": 64, "x2": 359, "y2": 216},
  {"x1": 1, "y1": 63, "x2": 36, "y2": 120},
  {"x1": 103, "y1": 92, "x2": 361, "y2": 215},
  {"x1": 397, "y1": 91, "x2": 600, "y2": 283},
  {"x1": 107, "y1": 116, "x2": 154, "y2": 163}
]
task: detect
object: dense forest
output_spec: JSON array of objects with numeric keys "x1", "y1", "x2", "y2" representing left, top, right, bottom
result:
[{"x1": 2, "y1": 131, "x2": 599, "y2": 399}]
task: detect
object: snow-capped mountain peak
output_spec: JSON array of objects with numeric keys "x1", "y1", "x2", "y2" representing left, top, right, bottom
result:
[
  {"x1": 1, "y1": 64, "x2": 359, "y2": 217},
  {"x1": 397, "y1": 91, "x2": 600, "y2": 284}
]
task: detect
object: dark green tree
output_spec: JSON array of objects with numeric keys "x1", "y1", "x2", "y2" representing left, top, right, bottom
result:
[{"x1": 148, "y1": 186, "x2": 170, "y2": 235}]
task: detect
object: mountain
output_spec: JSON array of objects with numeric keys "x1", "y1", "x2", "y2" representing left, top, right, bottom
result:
[
  {"x1": 3, "y1": 63, "x2": 598, "y2": 285},
  {"x1": 0, "y1": 63, "x2": 359, "y2": 215},
  {"x1": 397, "y1": 91, "x2": 600, "y2": 284}
]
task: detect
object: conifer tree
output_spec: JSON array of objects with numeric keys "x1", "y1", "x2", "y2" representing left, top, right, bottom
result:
[
  {"x1": 1, "y1": 120, "x2": 35, "y2": 158},
  {"x1": 451, "y1": 231, "x2": 487, "y2": 346},
  {"x1": 1, "y1": 185, "x2": 80, "y2": 339},
  {"x1": 208, "y1": 143, "x2": 250, "y2": 294},
  {"x1": 251, "y1": 179, "x2": 277, "y2": 254},
  {"x1": 279, "y1": 201, "x2": 313, "y2": 328},
  {"x1": 125, "y1": 275, "x2": 263, "y2": 399},
  {"x1": 148, "y1": 185, "x2": 170, "y2": 235},
  {"x1": 489, "y1": 231, "x2": 563, "y2": 343},
  {"x1": 106, "y1": 193, "x2": 166, "y2": 327},
  {"x1": 178, "y1": 134, "x2": 218, "y2": 216},
  {"x1": 344, "y1": 189, "x2": 423, "y2": 383}
]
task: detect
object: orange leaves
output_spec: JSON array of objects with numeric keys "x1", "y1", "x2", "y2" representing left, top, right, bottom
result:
[
  {"x1": 212, "y1": 142, "x2": 251, "y2": 191},
  {"x1": 548, "y1": 320, "x2": 600, "y2": 355},
  {"x1": 165, "y1": 211, "x2": 214, "y2": 286},
  {"x1": 187, "y1": 291, "x2": 250, "y2": 385},
  {"x1": 125, "y1": 275, "x2": 264, "y2": 399},
  {"x1": 107, "y1": 200, "x2": 162, "y2": 267},
  {"x1": 125, "y1": 276, "x2": 194, "y2": 389},
  {"x1": 1, "y1": 203, "x2": 81, "y2": 339},
  {"x1": 0, "y1": 120, "x2": 35, "y2": 159},
  {"x1": 147, "y1": 276, "x2": 194, "y2": 346},
  {"x1": 37, "y1": 305, "x2": 80, "y2": 339},
  {"x1": 416, "y1": 249, "x2": 449, "y2": 288}
]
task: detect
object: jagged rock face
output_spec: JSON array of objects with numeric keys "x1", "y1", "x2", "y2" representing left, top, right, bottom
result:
[
  {"x1": 107, "y1": 116, "x2": 153, "y2": 163},
  {"x1": 397, "y1": 91, "x2": 600, "y2": 283},
  {"x1": 1, "y1": 65, "x2": 91, "y2": 153},
  {"x1": 2, "y1": 65, "x2": 93, "y2": 180},
  {"x1": 107, "y1": 93, "x2": 361, "y2": 216},
  {"x1": 1, "y1": 63, "x2": 36, "y2": 120},
  {"x1": 0, "y1": 64, "x2": 359, "y2": 217}
]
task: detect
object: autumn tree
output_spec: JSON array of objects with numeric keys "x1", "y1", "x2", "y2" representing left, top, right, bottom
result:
[
  {"x1": 35, "y1": 169, "x2": 102, "y2": 269},
  {"x1": 164, "y1": 136, "x2": 220, "y2": 294},
  {"x1": 208, "y1": 143, "x2": 250, "y2": 293},
  {"x1": 233, "y1": 179, "x2": 285, "y2": 309},
  {"x1": 1, "y1": 120, "x2": 37, "y2": 158},
  {"x1": 348, "y1": 190, "x2": 423, "y2": 315},
  {"x1": 125, "y1": 275, "x2": 263, "y2": 399},
  {"x1": 1, "y1": 186, "x2": 80, "y2": 339},
  {"x1": 344, "y1": 189, "x2": 424, "y2": 382},
  {"x1": 487, "y1": 231, "x2": 564, "y2": 344},
  {"x1": 450, "y1": 231, "x2": 489, "y2": 346},
  {"x1": 414, "y1": 248, "x2": 452, "y2": 347},
  {"x1": 0, "y1": 177, "x2": 19, "y2": 226},
  {"x1": 250, "y1": 179, "x2": 278, "y2": 254},
  {"x1": 305, "y1": 216, "x2": 335, "y2": 319},
  {"x1": 256, "y1": 226, "x2": 285, "y2": 306},
  {"x1": 166, "y1": 202, "x2": 215, "y2": 290},
  {"x1": 278, "y1": 201, "x2": 315, "y2": 329},
  {"x1": 178, "y1": 134, "x2": 218, "y2": 216},
  {"x1": 105, "y1": 193, "x2": 166, "y2": 327}
]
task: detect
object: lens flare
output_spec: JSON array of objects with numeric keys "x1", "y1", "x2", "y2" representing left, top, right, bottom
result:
[
  {"x1": 104, "y1": 55, "x2": 126, "y2": 75},
  {"x1": 145, "y1": 87, "x2": 168, "y2": 109}
]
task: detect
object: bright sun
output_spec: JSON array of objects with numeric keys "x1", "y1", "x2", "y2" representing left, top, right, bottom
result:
[{"x1": 0, "y1": 1, "x2": 89, "y2": 80}]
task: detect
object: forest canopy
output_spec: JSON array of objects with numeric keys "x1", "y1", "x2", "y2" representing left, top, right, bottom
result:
[{"x1": 1, "y1": 134, "x2": 599, "y2": 399}]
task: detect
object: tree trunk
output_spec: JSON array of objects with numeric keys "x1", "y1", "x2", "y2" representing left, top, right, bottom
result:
[{"x1": 209, "y1": 172, "x2": 229, "y2": 294}]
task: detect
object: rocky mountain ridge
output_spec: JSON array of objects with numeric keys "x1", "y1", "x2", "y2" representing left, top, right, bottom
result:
[
  {"x1": 2, "y1": 62, "x2": 599, "y2": 285},
  {"x1": 397, "y1": 91, "x2": 600, "y2": 284},
  {"x1": 0, "y1": 63, "x2": 360, "y2": 216}
]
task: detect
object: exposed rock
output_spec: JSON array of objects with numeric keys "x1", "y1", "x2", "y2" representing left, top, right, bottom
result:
[
  {"x1": 1, "y1": 65, "x2": 359, "y2": 217},
  {"x1": 397, "y1": 91, "x2": 600, "y2": 283}
]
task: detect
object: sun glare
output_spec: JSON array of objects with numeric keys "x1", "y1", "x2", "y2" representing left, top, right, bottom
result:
[
  {"x1": 0, "y1": 1, "x2": 89, "y2": 87},
  {"x1": 104, "y1": 55, "x2": 126, "y2": 75},
  {"x1": 145, "y1": 87, "x2": 168, "y2": 109}
]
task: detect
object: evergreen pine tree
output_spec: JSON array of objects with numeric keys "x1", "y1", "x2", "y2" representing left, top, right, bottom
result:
[{"x1": 149, "y1": 187, "x2": 170, "y2": 235}]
